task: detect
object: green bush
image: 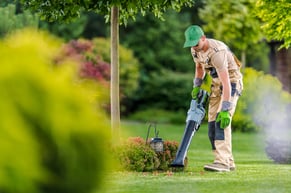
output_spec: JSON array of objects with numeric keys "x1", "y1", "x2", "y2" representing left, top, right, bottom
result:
[
  {"x1": 0, "y1": 4, "x2": 38, "y2": 38},
  {"x1": 114, "y1": 137, "x2": 179, "y2": 172},
  {"x1": 0, "y1": 29, "x2": 111, "y2": 193},
  {"x1": 233, "y1": 67, "x2": 291, "y2": 132},
  {"x1": 127, "y1": 69, "x2": 194, "y2": 114},
  {"x1": 114, "y1": 137, "x2": 159, "y2": 172}
]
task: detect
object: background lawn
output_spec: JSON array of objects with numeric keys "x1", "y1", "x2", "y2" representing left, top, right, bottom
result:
[{"x1": 101, "y1": 121, "x2": 291, "y2": 193}]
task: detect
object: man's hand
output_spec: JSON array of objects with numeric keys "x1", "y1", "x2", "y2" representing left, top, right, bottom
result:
[
  {"x1": 216, "y1": 111, "x2": 231, "y2": 129},
  {"x1": 191, "y1": 87, "x2": 200, "y2": 100}
]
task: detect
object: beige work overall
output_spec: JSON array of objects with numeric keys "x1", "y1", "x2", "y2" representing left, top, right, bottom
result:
[{"x1": 191, "y1": 39, "x2": 243, "y2": 168}]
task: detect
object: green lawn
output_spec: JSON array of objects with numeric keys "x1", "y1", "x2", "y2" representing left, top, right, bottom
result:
[{"x1": 102, "y1": 121, "x2": 291, "y2": 193}]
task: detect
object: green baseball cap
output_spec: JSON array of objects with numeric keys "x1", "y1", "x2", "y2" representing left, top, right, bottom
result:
[{"x1": 183, "y1": 25, "x2": 204, "y2": 48}]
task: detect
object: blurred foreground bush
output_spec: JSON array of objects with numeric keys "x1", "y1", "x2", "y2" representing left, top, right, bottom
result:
[
  {"x1": 113, "y1": 137, "x2": 179, "y2": 172},
  {"x1": 0, "y1": 29, "x2": 111, "y2": 193}
]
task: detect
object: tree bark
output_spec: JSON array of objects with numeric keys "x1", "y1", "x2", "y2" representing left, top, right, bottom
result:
[{"x1": 110, "y1": 6, "x2": 120, "y2": 141}]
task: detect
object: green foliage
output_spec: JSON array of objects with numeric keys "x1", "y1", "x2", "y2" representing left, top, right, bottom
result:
[
  {"x1": 0, "y1": 4, "x2": 38, "y2": 38},
  {"x1": 120, "y1": 11, "x2": 192, "y2": 73},
  {"x1": 245, "y1": 41, "x2": 270, "y2": 73},
  {"x1": 113, "y1": 137, "x2": 179, "y2": 172},
  {"x1": 233, "y1": 67, "x2": 291, "y2": 132},
  {"x1": 39, "y1": 14, "x2": 88, "y2": 41},
  {"x1": 198, "y1": 0, "x2": 267, "y2": 67},
  {"x1": 119, "y1": 11, "x2": 197, "y2": 115},
  {"x1": 21, "y1": 0, "x2": 193, "y2": 24},
  {"x1": 0, "y1": 29, "x2": 111, "y2": 193},
  {"x1": 127, "y1": 69, "x2": 193, "y2": 114},
  {"x1": 256, "y1": 0, "x2": 291, "y2": 49},
  {"x1": 127, "y1": 108, "x2": 186, "y2": 125},
  {"x1": 0, "y1": 0, "x2": 14, "y2": 7},
  {"x1": 199, "y1": 0, "x2": 262, "y2": 52}
]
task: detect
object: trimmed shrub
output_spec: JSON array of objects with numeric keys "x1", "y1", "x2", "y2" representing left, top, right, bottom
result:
[
  {"x1": 114, "y1": 137, "x2": 160, "y2": 172},
  {"x1": 114, "y1": 137, "x2": 180, "y2": 172},
  {"x1": 156, "y1": 140, "x2": 180, "y2": 170}
]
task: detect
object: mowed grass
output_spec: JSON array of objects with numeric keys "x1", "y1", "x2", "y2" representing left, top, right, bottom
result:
[{"x1": 102, "y1": 121, "x2": 291, "y2": 193}]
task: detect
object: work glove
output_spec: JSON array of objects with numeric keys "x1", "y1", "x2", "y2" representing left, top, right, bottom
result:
[
  {"x1": 216, "y1": 111, "x2": 231, "y2": 129},
  {"x1": 191, "y1": 87, "x2": 200, "y2": 100}
]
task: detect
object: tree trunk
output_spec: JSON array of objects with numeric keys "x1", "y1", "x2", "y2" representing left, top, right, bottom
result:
[{"x1": 110, "y1": 6, "x2": 120, "y2": 141}]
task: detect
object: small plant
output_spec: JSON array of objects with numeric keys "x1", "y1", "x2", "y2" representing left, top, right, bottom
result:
[
  {"x1": 114, "y1": 137, "x2": 159, "y2": 172},
  {"x1": 156, "y1": 140, "x2": 180, "y2": 170},
  {"x1": 114, "y1": 137, "x2": 180, "y2": 172}
]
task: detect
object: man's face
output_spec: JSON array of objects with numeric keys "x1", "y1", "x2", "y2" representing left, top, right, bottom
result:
[{"x1": 191, "y1": 36, "x2": 205, "y2": 52}]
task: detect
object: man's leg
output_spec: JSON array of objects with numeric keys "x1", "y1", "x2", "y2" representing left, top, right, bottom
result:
[
  {"x1": 204, "y1": 95, "x2": 230, "y2": 171},
  {"x1": 204, "y1": 92, "x2": 239, "y2": 172}
]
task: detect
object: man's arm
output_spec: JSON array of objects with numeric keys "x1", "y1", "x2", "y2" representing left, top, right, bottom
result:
[
  {"x1": 191, "y1": 63, "x2": 205, "y2": 99},
  {"x1": 216, "y1": 67, "x2": 232, "y2": 129},
  {"x1": 217, "y1": 69, "x2": 231, "y2": 102},
  {"x1": 194, "y1": 63, "x2": 205, "y2": 81}
]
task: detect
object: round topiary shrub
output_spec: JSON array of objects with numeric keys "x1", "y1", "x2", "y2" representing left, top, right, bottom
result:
[
  {"x1": 156, "y1": 140, "x2": 180, "y2": 170},
  {"x1": 114, "y1": 137, "x2": 160, "y2": 172},
  {"x1": 114, "y1": 137, "x2": 180, "y2": 172}
]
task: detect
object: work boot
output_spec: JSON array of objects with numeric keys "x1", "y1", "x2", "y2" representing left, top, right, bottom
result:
[
  {"x1": 229, "y1": 162, "x2": 236, "y2": 171},
  {"x1": 204, "y1": 163, "x2": 230, "y2": 172},
  {"x1": 229, "y1": 157, "x2": 236, "y2": 171}
]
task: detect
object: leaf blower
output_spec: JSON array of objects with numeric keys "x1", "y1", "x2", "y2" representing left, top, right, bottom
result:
[{"x1": 171, "y1": 89, "x2": 209, "y2": 167}]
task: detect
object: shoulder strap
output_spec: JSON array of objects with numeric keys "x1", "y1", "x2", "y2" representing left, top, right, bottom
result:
[
  {"x1": 233, "y1": 54, "x2": 242, "y2": 68},
  {"x1": 211, "y1": 45, "x2": 241, "y2": 68}
]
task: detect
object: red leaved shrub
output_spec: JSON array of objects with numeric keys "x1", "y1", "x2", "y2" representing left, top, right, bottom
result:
[{"x1": 60, "y1": 39, "x2": 110, "y2": 86}]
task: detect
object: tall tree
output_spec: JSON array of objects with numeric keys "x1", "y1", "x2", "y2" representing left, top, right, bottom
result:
[
  {"x1": 255, "y1": 0, "x2": 291, "y2": 49},
  {"x1": 0, "y1": 4, "x2": 38, "y2": 38},
  {"x1": 198, "y1": 0, "x2": 262, "y2": 67},
  {"x1": 20, "y1": 0, "x2": 193, "y2": 137}
]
